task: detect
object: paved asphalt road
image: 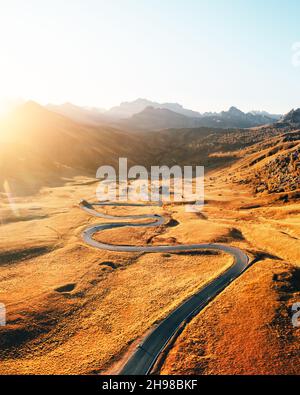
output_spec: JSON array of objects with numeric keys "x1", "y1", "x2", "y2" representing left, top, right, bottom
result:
[{"x1": 80, "y1": 200, "x2": 249, "y2": 375}]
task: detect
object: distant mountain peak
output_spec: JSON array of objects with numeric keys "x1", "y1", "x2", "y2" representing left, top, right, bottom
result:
[
  {"x1": 228, "y1": 106, "x2": 244, "y2": 115},
  {"x1": 279, "y1": 108, "x2": 300, "y2": 124},
  {"x1": 106, "y1": 98, "x2": 202, "y2": 119},
  {"x1": 134, "y1": 98, "x2": 152, "y2": 104}
]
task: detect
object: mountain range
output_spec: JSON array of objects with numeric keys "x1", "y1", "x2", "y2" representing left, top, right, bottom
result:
[
  {"x1": 1, "y1": 100, "x2": 298, "y2": 196},
  {"x1": 117, "y1": 105, "x2": 282, "y2": 131},
  {"x1": 47, "y1": 98, "x2": 282, "y2": 130}
]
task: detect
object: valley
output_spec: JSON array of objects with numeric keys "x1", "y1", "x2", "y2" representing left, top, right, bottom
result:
[
  {"x1": 1, "y1": 0, "x2": 299, "y2": 381},
  {"x1": 0, "y1": 102, "x2": 300, "y2": 375}
]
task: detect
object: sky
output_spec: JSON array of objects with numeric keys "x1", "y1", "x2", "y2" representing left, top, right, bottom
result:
[{"x1": 0, "y1": 0, "x2": 300, "y2": 114}]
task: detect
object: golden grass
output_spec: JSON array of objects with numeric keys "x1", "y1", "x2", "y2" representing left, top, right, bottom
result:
[
  {"x1": 0, "y1": 179, "x2": 233, "y2": 374},
  {"x1": 1, "y1": 169, "x2": 300, "y2": 375},
  {"x1": 160, "y1": 259, "x2": 300, "y2": 375},
  {"x1": 159, "y1": 174, "x2": 300, "y2": 375}
]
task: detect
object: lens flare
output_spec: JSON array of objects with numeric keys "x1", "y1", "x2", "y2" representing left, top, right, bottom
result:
[{"x1": 3, "y1": 180, "x2": 19, "y2": 217}]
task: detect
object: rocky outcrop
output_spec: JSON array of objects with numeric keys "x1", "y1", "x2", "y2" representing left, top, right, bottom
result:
[
  {"x1": 251, "y1": 149, "x2": 300, "y2": 194},
  {"x1": 276, "y1": 109, "x2": 300, "y2": 129}
]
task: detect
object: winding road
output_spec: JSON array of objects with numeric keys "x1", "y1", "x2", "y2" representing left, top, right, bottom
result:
[{"x1": 79, "y1": 199, "x2": 249, "y2": 375}]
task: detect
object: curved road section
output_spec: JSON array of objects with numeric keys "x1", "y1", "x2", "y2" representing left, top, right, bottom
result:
[{"x1": 79, "y1": 200, "x2": 249, "y2": 375}]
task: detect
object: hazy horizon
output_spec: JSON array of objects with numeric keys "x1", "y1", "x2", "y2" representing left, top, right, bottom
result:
[{"x1": 0, "y1": 96, "x2": 292, "y2": 117}]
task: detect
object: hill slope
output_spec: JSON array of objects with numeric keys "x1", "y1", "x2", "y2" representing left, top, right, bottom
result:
[
  {"x1": 224, "y1": 130, "x2": 300, "y2": 196},
  {"x1": 0, "y1": 102, "x2": 149, "y2": 194}
]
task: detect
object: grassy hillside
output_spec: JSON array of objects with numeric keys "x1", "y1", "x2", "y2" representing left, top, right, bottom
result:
[{"x1": 226, "y1": 130, "x2": 300, "y2": 197}]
